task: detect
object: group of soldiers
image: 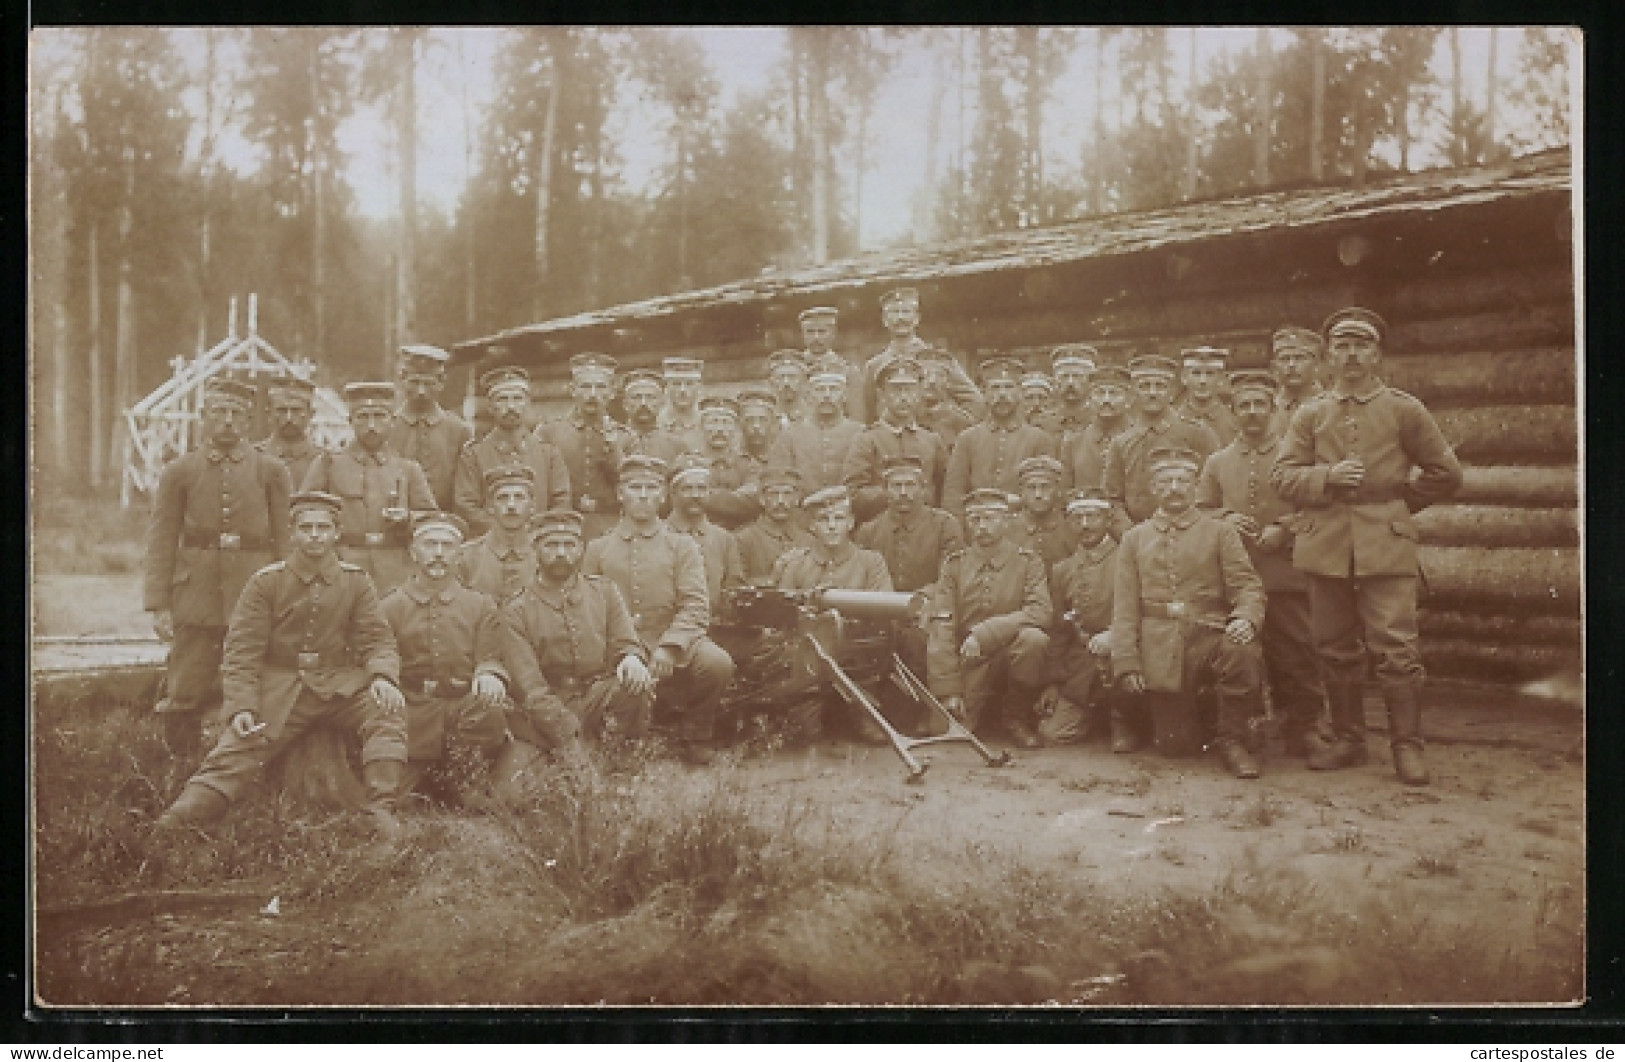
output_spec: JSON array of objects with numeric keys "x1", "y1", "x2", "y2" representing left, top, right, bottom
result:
[{"x1": 145, "y1": 285, "x2": 1463, "y2": 832}]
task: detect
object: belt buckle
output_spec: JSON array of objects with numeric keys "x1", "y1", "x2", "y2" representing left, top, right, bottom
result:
[
  {"x1": 1167, "y1": 601, "x2": 1187, "y2": 619},
  {"x1": 218, "y1": 533, "x2": 241, "y2": 550},
  {"x1": 364, "y1": 531, "x2": 385, "y2": 547},
  {"x1": 422, "y1": 679, "x2": 438, "y2": 697},
  {"x1": 297, "y1": 651, "x2": 321, "y2": 670}
]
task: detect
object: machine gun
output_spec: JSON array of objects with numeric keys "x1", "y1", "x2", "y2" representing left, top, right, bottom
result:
[{"x1": 726, "y1": 585, "x2": 1010, "y2": 784}]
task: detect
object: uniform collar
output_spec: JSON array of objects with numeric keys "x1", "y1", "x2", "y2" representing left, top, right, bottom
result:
[
  {"x1": 486, "y1": 427, "x2": 530, "y2": 450},
  {"x1": 1152, "y1": 507, "x2": 1201, "y2": 533},
  {"x1": 206, "y1": 439, "x2": 249, "y2": 463},
  {"x1": 1025, "y1": 510, "x2": 1062, "y2": 532},
  {"x1": 571, "y1": 409, "x2": 612, "y2": 432},
  {"x1": 614, "y1": 517, "x2": 665, "y2": 541},
  {"x1": 1236, "y1": 433, "x2": 1282, "y2": 457},
  {"x1": 986, "y1": 417, "x2": 1023, "y2": 434},
  {"x1": 888, "y1": 507, "x2": 920, "y2": 532},
  {"x1": 288, "y1": 550, "x2": 342, "y2": 584},
  {"x1": 1077, "y1": 536, "x2": 1117, "y2": 564},
  {"x1": 1139, "y1": 412, "x2": 1178, "y2": 435},
  {"x1": 757, "y1": 517, "x2": 800, "y2": 542},
  {"x1": 345, "y1": 440, "x2": 393, "y2": 465},
  {"x1": 880, "y1": 416, "x2": 917, "y2": 434},
  {"x1": 404, "y1": 575, "x2": 457, "y2": 605},
  {"x1": 265, "y1": 435, "x2": 313, "y2": 456},
  {"x1": 669, "y1": 512, "x2": 712, "y2": 536},
  {"x1": 397, "y1": 404, "x2": 444, "y2": 428},
  {"x1": 1332, "y1": 378, "x2": 1386, "y2": 404},
  {"x1": 1282, "y1": 383, "x2": 1323, "y2": 409},
  {"x1": 812, "y1": 540, "x2": 857, "y2": 566},
  {"x1": 484, "y1": 527, "x2": 531, "y2": 557},
  {"x1": 969, "y1": 539, "x2": 1015, "y2": 569},
  {"x1": 533, "y1": 573, "x2": 583, "y2": 608}
]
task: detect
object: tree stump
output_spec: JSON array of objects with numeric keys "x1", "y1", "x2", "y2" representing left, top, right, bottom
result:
[{"x1": 266, "y1": 727, "x2": 368, "y2": 811}]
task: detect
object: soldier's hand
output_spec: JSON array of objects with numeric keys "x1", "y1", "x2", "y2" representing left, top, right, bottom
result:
[
  {"x1": 649, "y1": 646, "x2": 679, "y2": 682},
  {"x1": 1327, "y1": 458, "x2": 1365, "y2": 488},
  {"x1": 1226, "y1": 618, "x2": 1257, "y2": 645},
  {"x1": 617, "y1": 654, "x2": 654, "y2": 696},
  {"x1": 229, "y1": 711, "x2": 264, "y2": 739},
  {"x1": 1120, "y1": 671, "x2": 1146, "y2": 695},
  {"x1": 1087, "y1": 630, "x2": 1113, "y2": 656},
  {"x1": 473, "y1": 673, "x2": 507, "y2": 707},
  {"x1": 1226, "y1": 512, "x2": 1261, "y2": 539},
  {"x1": 370, "y1": 677, "x2": 406, "y2": 713},
  {"x1": 959, "y1": 633, "x2": 983, "y2": 661},
  {"x1": 152, "y1": 610, "x2": 175, "y2": 643},
  {"x1": 1255, "y1": 524, "x2": 1289, "y2": 553}
]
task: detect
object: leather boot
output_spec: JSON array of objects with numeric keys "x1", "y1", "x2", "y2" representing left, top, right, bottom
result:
[
  {"x1": 154, "y1": 783, "x2": 229, "y2": 830},
  {"x1": 1214, "y1": 690, "x2": 1264, "y2": 778},
  {"x1": 1003, "y1": 685, "x2": 1044, "y2": 749},
  {"x1": 1307, "y1": 683, "x2": 1370, "y2": 771},
  {"x1": 362, "y1": 759, "x2": 408, "y2": 833},
  {"x1": 1216, "y1": 741, "x2": 1261, "y2": 779},
  {"x1": 1109, "y1": 699, "x2": 1143, "y2": 753},
  {"x1": 1383, "y1": 683, "x2": 1430, "y2": 786}
]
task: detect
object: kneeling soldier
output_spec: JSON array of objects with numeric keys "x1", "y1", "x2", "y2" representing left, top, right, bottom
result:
[
  {"x1": 503, "y1": 509, "x2": 656, "y2": 748},
  {"x1": 380, "y1": 512, "x2": 521, "y2": 801},
  {"x1": 1038, "y1": 488, "x2": 1122, "y2": 747},
  {"x1": 155, "y1": 491, "x2": 407, "y2": 830},
  {"x1": 927, "y1": 488, "x2": 1052, "y2": 748},
  {"x1": 1112, "y1": 447, "x2": 1268, "y2": 778}
]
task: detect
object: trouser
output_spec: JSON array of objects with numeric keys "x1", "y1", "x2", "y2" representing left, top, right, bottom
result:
[
  {"x1": 1306, "y1": 572, "x2": 1424, "y2": 687},
  {"x1": 1038, "y1": 641, "x2": 1114, "y2": 745},
  {"x1": 652, "y1": 637, "x2": 734, "y2": 743},
  {"x1": 1145, "y1": 626, "x2": 1265, "y2": 756},
  {"x1": 1262, "y1": 589, "x2": 1327, "y2": 739},
  {"x1": 960, "y1": 627, "x2": 1051, "y2": 733},
  {"x1": 405, "y1": 692, "x2": 511, "y2": 761},
  {"x1": 186, "y1": 685, "x2": 408, "y2": 804},
  {"x1": 161, "y1": 624, "x2": 225, "y2": 714},
  {"x1": 564, "y1": 675, "x2": 654, "y2": 743}
]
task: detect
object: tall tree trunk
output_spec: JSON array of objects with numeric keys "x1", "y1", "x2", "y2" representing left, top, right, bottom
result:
[
  {"x1": 394, "y1": 29, "x2": 418, "y2": 367},
  {"x1": 1310, "y1": 30, "x2": 1325, "y2": 181},
  {"x1": 1450, "y1": 27, "x2": 1464, "y2": 165},
  {"x1": 1183, "y1": 27, "x2": 1199, "y2": 201},
  {"x1": 533, "y1": 31, "x2": 563, "y2": 320},
  {"x1": 854, "y1": 103, "x2": 868, "y2": 249},
  {"x1": 1486, "y1": 26, "x2": 1500, "y2": 158},
  {"x1": 309, "y1": 38, "x2": 327, "y2": 364},
  {"x1": 458, "y1": 34, "x2": 477, "y2": 333},
  {"x1": 1351, "y1": 71, "x2": 1368, "y2": 187},
  {"x1": 1092, "y1": 29, "x2": 1106, "y2": 213},
  {"x1": 88, "y1": 222, "x2": 105, "y2": 488},
  {"x1": 1022, "y1": 28, "x2": 1042, "y2": 225},
  {"x1": 114, "y1": 147, "x2": 137, "y2": 480},
  {"x1": 197, "y1": 30, "x2": 216, "y2": 355},
  {"x1": 789, "y1": 30, "x2": 806, "y2": 260},
  {"x1": 586, "y1": 125, "x2": 604, "y2": 307},
  {"x1": 1254, "y1": 27, "x2": 1271, "y2": 186},
  {"x1": 919, "y1": 41, "x2": 944, "y2": 237},
  {"x1": 809, "y1": 29, "x2": 830, "y2": 264}
]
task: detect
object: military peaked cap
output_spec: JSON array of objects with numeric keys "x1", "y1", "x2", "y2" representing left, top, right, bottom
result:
[{"x1": 1323, "y1": 306, "x2": 1387, "y2": 344}]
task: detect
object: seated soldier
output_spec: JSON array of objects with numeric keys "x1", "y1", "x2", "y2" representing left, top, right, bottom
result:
[
  {"x1": 1036, "y1": 489, "x2": 1122, "y2": 747},
  {"x1": 379, "y1": 512, "x2": 526, "y2": 804},
  {"x1": 457, "y1": 464, "x2": 540, "y2": 603},
  {"x1": 927, "y1": 487, "x2": 1053, "y2": 748},
  {"x1": 1112, "y1": 446, "x2": 1268, "y2": 778},
  {"x1": 734, "y1": 465, "x2": 815, "y2": 583},
  {"x1": 153, "y1": 491, "x2": 408, "y2": 832},
  {"x1": 503, "y1": 509, "x2": 656, "y2": 748}
]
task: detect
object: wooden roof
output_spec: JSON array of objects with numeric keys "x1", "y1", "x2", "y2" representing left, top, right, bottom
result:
[{"x1": 452, "y1": 148, "x2": 1570, "y2": 364}]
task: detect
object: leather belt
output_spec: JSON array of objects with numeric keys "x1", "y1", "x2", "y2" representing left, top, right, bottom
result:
[
  {"x1": 401, "y1": 676, "x2": 472, "y2": 698},
  {"x1": 1140, "y1": 601, "x2": 1228, "y2": 628},
  {"x1": 182, "y1": 530, "x2": 268, "y2": 550},
  {"x1": 266, "y1": 648, "x2": 351, "y2": 670}
]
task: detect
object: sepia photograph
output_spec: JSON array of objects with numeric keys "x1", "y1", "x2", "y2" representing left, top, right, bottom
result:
[{"x1": 27, "y1": 25, "x2": 1582, "y2": 1009}]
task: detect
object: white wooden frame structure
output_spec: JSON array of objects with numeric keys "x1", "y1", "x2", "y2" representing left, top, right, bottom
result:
[{"x1": 120, "y1": 295, "x2": 353, "y2": 508}]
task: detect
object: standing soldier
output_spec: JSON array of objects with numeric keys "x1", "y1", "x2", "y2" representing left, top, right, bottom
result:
[
  {"x1": 1010, "y1": 455, "x2": 1077, "y2": 571},
  {"x1": 503, "y1": 509, "x2": 656, "y2": 748},
  {"x1": 1037, "y1": 489, "x2": 1121, "y2": 747},
  {"x1": 1175, "y1": 346, "x2": 1239, "y2": 446},
  {"x1": 620, "y1": 369, "x2": 690, "y2": 466},
  {"x1": 1021, "y1": 372, "x2": 1064, "y2": 436},
  {"x1": 1271, "y1": 307, "x2": 1463, "y2": 785},
  {"x1": 919, "y1": 357, "x2": 975, "y2": 448},
  {"x1": 734, "y1": 466, "x2": 815, "y2": 583},
  {"x1": 844, "y1": 358, "x2": 950, "y2": 523},
  {"x1": 582, "y1": 455, "x2": 735, "y2": 766},
  {"x1": 256, "y1": 375, "x2": 324, "y2": 491},
  {"x1": 389, "y1": 343, "x2": 472, "y2": 510},
  {"x1": 1049, "y1": 345, "x2": 1098, "y2": 438},
  {"x1": 1062, "y1": 363, "x2": 1134, "y2": 493},
  {"x1": 534, "y1": 354, "x2": 622, "y2": 540},
  {"x1": 657, "y1": 356, "x2": 707, "y2": 453},
  {"x1": 379, "y1": 512, "x2": 524, "y2": 801},
  {"x1": 796, "y1": 306, "x2": 852, "y2": 419},
  {"x1": 453, "y1": 366, "x2": 571, "y2": 537},
  {"x1": 1102, "y1": 354, "x2": 1221, "y2": 533},
  {"x1": 153, "y1": 490, "x2": 407, "y2": 831},
  {"x1": 942, "y1": 357, "x2": 1059, "y2": 518},
  {"x1": 737, "y1": 388, "x2": 780, "y2": 466},
  {"x1": 768, "y1": 357, "x2": 864, "y2": 495},
  {"x1": 1268, "y1": 326, "x2": 1326, "y2": 437},
  {"x1": 690, "y1": 396, "x2": 763, "y2": 530},
  {"x1": 1198, "y1": 370, "x2": 1329, "y2": 758},
  {"x1": 854, "y1": 455, "x2": 964, "y2": 595},
  {"x1": 1112, "y1": 447, "x2": 1268, "y2": 778},
  {"x1": 303, "y1": 382, "x2": 437, "y2": 596},
  {"x1": 457, "y1": 465, "x2": 540, "y2": 602},
  {"x1": 859, "y1": 287, "x2": 983, "y2": 426},
  {"x1": 767, "y1": 350, "x2": 812, "y2": 429},
  {"x1": 667, "y1": 456, "x2": 748, "y2": 620},
  {"x1": 146, "y1": 378, "x2": 292, "y2": 755},
  {"x1": 927, "y1": 488, "x2": 1052, "y2": 748}
]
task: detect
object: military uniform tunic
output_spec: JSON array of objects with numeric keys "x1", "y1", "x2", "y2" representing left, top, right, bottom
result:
[
  {"x1": 926, "y1": 541, "x2": 1052, "y2": 727},
  {"x1": 457, "y1": 528, "x2": 538, "y2": 603},
  {"x1": 1051, "y1": 401, "x2": 1094, "y2": 439},
  {"x1": 842, "y1": 420, "x2": 949, "y2": 522},
  {"x1": 853, "y1": 506, "x2": 964, "y2": 593},
  {"x1": 380, "y1": 577, "x2": 510, "y2": 760},
  {"x1": 1042, "y1": 537, "x2": 1121, "y2": 743},
  {"x1": 669, "y1": 515, "x2": 747, "y2": 623},
  {"x1": 255, "y1": 435, "x2": 323, "y2": 498},
  {"x1": 622, "y1": 425, "x2": 693, "y2": 467},
  {"x1": 696, "y1": 450, "x2": 764, "y2": 530},
  {"x1": 656, "y1": 407, "x2": 707, "y2": 455},
  {"x1": 771, "y1": 542, "x2": 893, "y2": 593},
  {"x1": 921, "y1": 401, "x2": 975, "y2": 449},
  {"x1": 941, "y1": 420, "x2": 1059, "y2": 517},
  {"x1": 453, "y1": 428, "x2": 572, "y2": 538},
  {"x1": 1061, "y1": 420, "x2": 1131, "y2": 493},
  {"x1": 389, "y1": 405, "x2": 472, "y2": 511},
  {"x1": 860, "y1": 340, "x2": 985, "y2": 426},
  {"x1": 1010, "y1": 511, "x2": 1079, "y2": 572},
  {"x1": 1175, "y1": 398, "x2": 1239, "y2": 447},
  {"x1": 769, "y1": 416, "x2": 865, "y2": 494},
  {"x1": 302, "y1": 443, "x2": 436, "y2": 596},
  {"x1": 734, "y1": 518, "x2": 815, "y2": 583},
  {"x1": 1101, "y1": 413, "x2": 1221, "y2": 530},
  {"x1": 533, "y1": 413, "x2": 627, "y2": 538}
]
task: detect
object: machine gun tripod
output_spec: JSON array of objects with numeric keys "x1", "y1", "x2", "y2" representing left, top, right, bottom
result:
[{"x1": 725, "y1": 586, "x2": 1011, "y2": 784}]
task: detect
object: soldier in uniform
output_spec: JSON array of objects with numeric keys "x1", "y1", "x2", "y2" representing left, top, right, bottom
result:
[
  {"x1": 453, "y1": 366, "x2": 571, "y2": 538},
  {"x1": 457, "y1": 465, "x2": 540, "y2": 602},
  {"x1": 153, "y1": 490, "x2": 408, "y2": 830},
  {"x1": 667, "y1": 455, "x2": 748, "y2": 621},
  {"x1": 1268, "y1": 326, "x2": 1326, "y2": 437},
  {"x1": 1010, "y1": 455, "x2": 1077, "y2": 571},
  {"x1": 620, "y1": 369, "x2": 690, "y2": 466},
  {"x1": 767, "y1": 350, "x2": 812, "y2": 429},
  {"x1": 768, "y1": 358, "x2": 864, "y2": 495},
  {"x1": 1062, "y1": 363, "x2": 1134, "y2": 493},
  {"x1": 942, "y1": 357, "x2": 1059, "y2": 518},
  {"x1": 146, "y1": 378, "x2": 293, "y2": 755},
  {"x1": 1198, "y1": 370, "x2": 1329, "y2": 757},
  {"x1": 919, "y1": 356, "x2": 975, "y2": 448},
  {"x1": 1113, "y1": 446, "x2": 1268, "y2": 778},
  {"x1": 581, "y1": 455, "x2": 734, "y2": 765},
  {"x1": 303, "y1": 382, "x2": 437, "y2": 596},
  {"x1": 734, "y1": 465, "x2": 815, "y2": 583},
  {"x1": 503, "y1": 509, "x2": 656, "y2": 747},
  {"x1": 256, "y1": 375, "x2": 324, "y2": 491},
  {"x1": 389, "y1": 343, "x2": 473, "y2": 510},
  {"x1": 1021, "y1": 372, "x2": 1064, "y2": 437},
  {"x1": 859, "y1": 287, "x2": 983, "y2": 426},
  {"x1": 796, "y1": 306, "x2": 855, "y2": 420},
  {"x1": 927, "y1": 488, "x2": 1052, "y2": 748},
  {"x1": 1271, "y1": 307, "x2": 1463, "y2": 785},
  {"x1": 1036, "y1": 489, "x2": 1120, "y2": 747},
  {"x1": 1049, "y1": 345, "x2": 1098, "y2": 438},
  {"x1": 1102, "y1": 354, "x2": 1222, "y2": 533},
  {"x1": 689, "y1": 396, "x2": 763, "y2": 530},
  {"x1": 379, "y1": 512, "x2": 523, "y2": 800},
  {"x1": 737, "y1": 388, "x2": 780, "y2": 466},
  {"x1": 1175, "y1": 346, "x2": 1239, "y2": 446},
  {"x1": 854, "y1": 454, "x2": 964, "y2": 595},
  {"x1": 657, "y1": 356, "x2": 707, "y2": 453},
  {"x1": 844, "y1": 357, "x2": 949, "y2": 523},
  {"x1": 534, "y1": 354, "x2": 624, "y2": 540}
]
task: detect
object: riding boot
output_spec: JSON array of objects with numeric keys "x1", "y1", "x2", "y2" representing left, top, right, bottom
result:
[
  {"x1": 1383, "y1": 682, "x2": 1430, "y2": 786},
  {"x1": 1109, "y1": 697, "x2": 1144, "y2": 754},
  {"x1": 1214, "y1": 689, "x2": 1263, "y2": 778},
  {"x1": 154, "y1": 783, "x2": 229, "y2": 831},
  {"x1": 1307, "y1": 683, "x2": 1370, "y2": 771},
  {"x1": 1279, "y1": 694, "x2": 1331, "y2": 758}
]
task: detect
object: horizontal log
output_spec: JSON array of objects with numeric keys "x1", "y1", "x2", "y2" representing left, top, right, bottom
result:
[
  {"x1": 1420, "y1": 545, "x2": 1579, "y2": 610},
  {"x1": 1382, "y1": 348, "x2": 1575, "y2": 407},
  {"x1": 1421, "y1": 639, "x2": 1581, "y2": 685},
  {"x1": 1418, "y1": 609, "x2": 1581, "y2": 647},
  {"x1": 1382, "y1": 267, "x2": 1575, "y2": 320},
  {"x1": 1390, "y1": 305, "x2": 1574, "y2": 354},
  {"x1": 1415, "y1": 504, "x2": 1578, "y2": 548},
  {"x1": 1435, "y1": 405, "x2": 1577, "y2": 463},
  {"x1": 1455, "y1": 465, "x2": 1577, "y2": 507}
]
